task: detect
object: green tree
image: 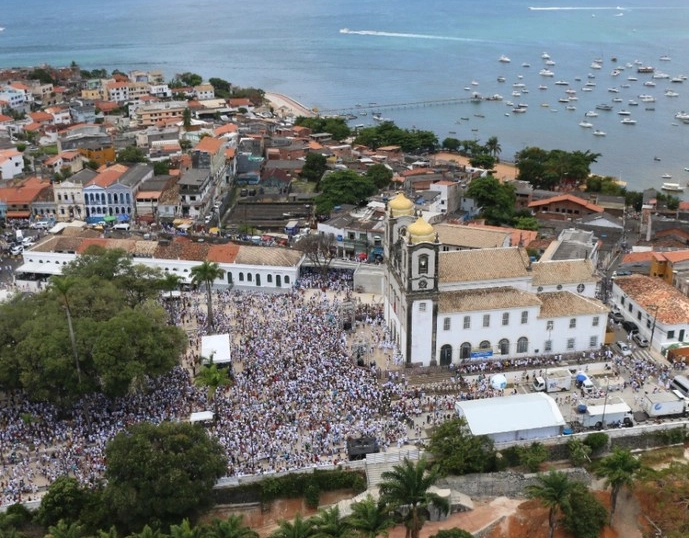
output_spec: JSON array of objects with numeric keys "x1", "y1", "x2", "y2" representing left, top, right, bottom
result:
[
  {"x1": 195, "y1": 357, "x2": 232, "y2": 419},
  {"x1": 170, "y1": 519, "x2": 202, "y2": 538},
  {"x1": 346, "y1": 495, "x2": 394, "y2": 538},
  {"x1": 525, "y1": 470, "x2": 576, "y2": 538},
  {"x1": 116, "y1": 146, "x2": 148, "y2": 163},
  {"x1": 300, "y1": 153, "x2": 328, "y2": 183},
  {"x1": 153, "y1": 160, "x2": 171, "y2": 176},
  {"x1": 441, "y1": 138, "x2": 461, "y2": 152},
  {"x1": 180, "y1": 138, "x2": 193, "y2": 151},
  {"x1": 49, "y1": 276, "x2": 82, "y2": 386},
  {"x1": 190, "y1": 261, "x2": 226, "y2": 331},
  {"x1": 48, "y1": 520, "x2": 83, "y2": 538},
  {"x1": 202, "y1": 515, "x2": 258, "y2": 538},
  {"x1": 430, "y1": 530, "x2": 473, "y2": 538},
  {"x1": 513, "y1": 215, "x2": 539, "y2": 231},
  {"x1": 595, "y1": 448, "x2": 641, "y2": 526},
  {"x1": 561, "y1": 482, "x2": 608, "y2": 538},
  {"x1": 519, "y1": 442, "x2": 548, "y2": 473},
  {"x1": 128, "y1": 525, "x2": 167, "y2": 538},
  {"x1": 295, "y1": 233, "x2": 338, "y2": 277},
  {"x1": 426, "y1": 417, "x2": 497, "y2": 476},
  {"x1": 103, "y1": 421, "x2": 227, "y2": 534},
  {"x1": 294, "y1": 117, "x2": 351, "y2": 142},
  {"x1": 209, "y1": 78, "x2": 232, "y2": 99},
  {"x1": 315, "y1": 170, "x2": 377, "y2": 214},
  {"x1": 310, "y1": 506, "x2": 352, "y2": 538},
  {"x1": 378, "y1": 457, "x2": 449, "y2": 538},
  {"x1": 269, "y1": 513, "x2": 315, "y2": 538},
  {"x1": 183, "y1": 108, "x2": 192, "y2": 130},
  {"x1": 566, "y1": 438, "x2": 592, "y2": 467},
  {"x1": 468, "y1": 154, "x2": 496, "y2": 170},
  {"x1": 465, "y1": 175, "x2": 516, "y2": 225},
  {"x1": 37, "y1": 476, "x2": 87, "y2": 527},
  {"x1": 485, "y1": 136, "x2": 502, "y2": 161},
  {"x1": 158, "y1": 273, "x2": 183, "y2": 300},
  {"x1": 365, "y1": 163, "x2": 393, "y2": 190}
]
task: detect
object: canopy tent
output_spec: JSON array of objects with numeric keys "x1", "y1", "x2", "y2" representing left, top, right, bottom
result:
[
  {"x1": 490, "y1": 374, "x2": 508, "y2": 390},
  {"x1": 103, "y1": 215, "x2": 116, "y2": 222},
  {"x1": 189, "y1": 411, "x2": 214, "y2": 423},
  {"x1": 117, "y1": 214, "x2": 129, "y2": 222},
  {"x1": 576, "y1": 373, "x2": 588, "y2": 382},
  {"x1": 201, "y1": 334, "x2": 231, "y2": 364}
]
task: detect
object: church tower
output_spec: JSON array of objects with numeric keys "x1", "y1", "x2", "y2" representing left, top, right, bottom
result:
[{"x1": 384, "y1": 193, "x2": 440, "y2": 366}]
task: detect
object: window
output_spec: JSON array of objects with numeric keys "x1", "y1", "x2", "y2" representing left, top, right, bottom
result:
[
  {"x1": 621, "y1": 297, "x2": 625, "y2": 305},
  {"x1": 668, "y1": 330, "x2": 676, "y2": 339},
  {"x1": 637, "y1": 312, "x2": 642, "y2": 321},
  {"x1": 460, "y1": 342, "x2": 471, "y2": 360},
  {"x1": 418, "y1": 254, "x2": 429, "y2": 275},
  {"x1": 499, "y1": 338, "x2": 510, "y2": 355},
  {"x1": 247, "y1": 273, "x2": 252, "y2": 282},
  {"x1": 546, "y1": 320, "x2": 554, "y2": 331},
  {"x1": 479, "y1": 340, "x2": 491, "y2": 350},
  {"x1": 544, "y1": 340, "x2": 553, "y2": 352},
  {"x1": 419, "y1": 302, "x2": 427, "y2": 312},
  {"x1": 267, "y1": 274, "x2": 272, "y2": 283},
  {"x1": 628, "y1": 303, "x2": 633, "y2": 312},
  {"x1": 569, "y1": 318, "x2": 576, "y2": 329},
  {"x1": 567, "y1": 338, "x2": 575, "y2": 350},
  {"x1": 517, "y1": 337, "x2": 528, "y2": 353},
  {"x1": 592, "y1": 316, "x2": 599, "y2": 327},
  {"x1": 227, "y1": 272, "x2": 233, "y2": 283},
  {"x1": 521, "y1": 311, "x2": 528, "y2": 324},
  {"x1": 463, "y1": 316, "x2": 470, "y2": 329},
  {"x1": 285, "y1": 276, "x2": 290, "y2": 284},
  {"x1": 502, "y1": 312, "x2": 509, "y2": 326},
  {"x1": 483, "y1": 314, "x2": 490, "y2": 328},
  {"x1": 239, "y1": 272, "x2": 244, "y2": 282},
  {"x1": 443, "y1": 317, "x2": 450, "y2": 330},
  {"x1": 589, "y1": 336, "x2": 598, "y2": 347}
]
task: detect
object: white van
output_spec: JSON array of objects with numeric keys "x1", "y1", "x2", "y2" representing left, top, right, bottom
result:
[
  {"x1": 112, "y1": 223, "x2": 130, "y2": 231},
  {"x1": 581, "y1": 378, "x2": 596, "y2": 395}
]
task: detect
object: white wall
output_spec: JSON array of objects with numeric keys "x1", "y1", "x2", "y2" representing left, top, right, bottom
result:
[{"x1": 410, "y1": 299, "x2": 433, "y2": 364}]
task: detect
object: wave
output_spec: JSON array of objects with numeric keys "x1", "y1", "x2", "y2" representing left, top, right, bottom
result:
[
  {"x1": 339, "y1": 28, "x2": 478, "y2": 42},
  {"x1": 528, "y1": 6, "x2": 626, "y2": 10}
]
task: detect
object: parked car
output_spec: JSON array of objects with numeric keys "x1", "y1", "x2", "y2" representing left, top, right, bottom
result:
[
  {"x1": 632, "y1": 333, "x2": 650, "y2": 347},
  {"x1": 9, "y1": 244, "x2": 23, "y2": 256},
  {"x1": 622, "y1": 320, "x2": 639, "y2": 334},
  {"x1": 608, "y1": 311, "x2": 624, "y2": 323},
  {"x1": 613, "y1": 341, "x2": 633, "y2": 357}
]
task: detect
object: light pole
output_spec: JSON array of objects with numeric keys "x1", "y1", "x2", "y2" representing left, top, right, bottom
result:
[
  {"x1": 600, "y1": 376, "x2": 610, "y2": 429},
  {"x1": 649, "y1": 304, "x2": 659, "y2": 349}
]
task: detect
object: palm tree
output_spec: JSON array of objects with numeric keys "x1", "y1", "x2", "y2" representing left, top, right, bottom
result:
[
  {"x1": 378, "y1": 457, "x2": 449, "y2": 538},
  {"x1": 346, "y1": 495, "x2": 394, "y2": 538},
  {"x1": 48, "y1": 520, "x2": 83, "y2": 538},
  {"x1": 195, "y1": 354, "x2": 232, "y2": 419},
  {"x1": 190, "y1": 261, "x2": 225, "y2": 331},
  {"x1": 525, "y1": 470, "x2": 575, "y2": 538},
  {"x1": 269, "y1": 513, "x2": 315, "y2": 538},
  {"x1": 97, "y1": 527, "x2": 119, "y2": 538},
  {"x1": 128, "y1": 525, "x2": 167, "y2": 538},
  {"x1": 49, "y1": 275, "x2": 81, "y2": 385},
  {"x1": 170, "y1": 519, "x2": 202, "y2": 538},
  {"x1": 596, "y1": 448, "x2": 641, "y2": 526},
  {"x1": 203, "y1": 515, "x2": 258, "y2": 538},
  {"x1": 310, "y1": 506, "x2": 353, "y2": 538},
  {"x1": 159, "y1": 272, "x2": 183, "y2": 300},
  {"x1": 485, "y1": 136, "x2": 502, "y2": 161}
]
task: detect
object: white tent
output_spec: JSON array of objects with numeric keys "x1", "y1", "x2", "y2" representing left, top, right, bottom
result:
[
  {"x1": 490, "y1": 374, "x2": 508, "y2": 390},
  {"x1": 201, "y1": 334, "x2": 231, "y2": 364},
  {"x1": 189, "y1": 411, "x2": 214, "y2": 423}
]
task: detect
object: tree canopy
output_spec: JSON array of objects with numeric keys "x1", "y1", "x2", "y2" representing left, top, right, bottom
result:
[
  {"x1": 116, "y1": 146, "x2": 148, "y2": 164},
  {"x1": 354, "y1": 121, "x2": 437, "y2": 153},
  {"x1": 300, "y1": 153, "x2": 328, "y2": 183},
  {"x1": 426, "y1": 417, "x2": 497, "y2": 476},
  {"x1": 516, "y1": 147, "x2": 600, "y2": 190},
  {"x1": 103, "y1": 421, "x2": 227, "y2": 533},
  {"x1": 315, "y1": 170, "x2": 378, "y2": 214},
  {"x1": 365, "y1": 163, "x2": 393, "y2": 189},
  {"x1": 294, "y1": 117, "x2": 351, "y2": 141},
  {"x1": 0, "y1": 248, "x2": 186, "y2": 403},
  {"x1": 465, "y1": 175, "x2": 516, "y2": 226}
]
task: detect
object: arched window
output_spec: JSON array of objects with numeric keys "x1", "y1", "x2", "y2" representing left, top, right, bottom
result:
[
  {"x1": 247, "y1": 273, "x2": 252, "y2": 282},
  {"x1": 227, "y1": 272, "x2": 233, "y2": 284},
  {"x1": 418, "y1": 254, "x2": 429, "y2": 275},
  {"x1": 440, "y1": 344, "x2": 452, "y2": 366},
  {"x1": 517, "y1": 337, "x2": 529, "y2": 353},
  {"x1": 460, "y1": 342, "x2": 471, "y2": 360},
  {"x1": 499, "y1": 338, "x2": 510, "y2": 355},
  {"x1": 239, "y1": 272, "x2": 244, "y2": 282},
  {"x1": 267, "y1": 274, "x2": 273, "y2": 283},
  {"x1": 479, "y1": 340, "x2": 491, "y2": 350},
  {"x1": 284, "y1": 275, "x2": 290, "y2": 284}
]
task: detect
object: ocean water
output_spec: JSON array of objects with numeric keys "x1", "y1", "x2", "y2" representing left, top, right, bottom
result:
[{"x1": 2, "y1": 0, "x2": 689, "y2": 192}]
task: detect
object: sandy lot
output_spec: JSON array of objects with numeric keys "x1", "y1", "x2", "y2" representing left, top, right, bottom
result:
[{"x1": 433, "y1": 151, "x2": 518, "y2": 183}]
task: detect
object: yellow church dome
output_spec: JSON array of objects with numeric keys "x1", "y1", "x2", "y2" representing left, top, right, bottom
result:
[
  {"x1": 407, "y1": 217, "x2": 435, "y2": 244},
  {"x1": 388, "y1": 192, "x2": 414, "y2": 217}
]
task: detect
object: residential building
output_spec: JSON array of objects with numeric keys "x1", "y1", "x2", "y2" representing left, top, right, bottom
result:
[
  {"x1": 317, "y1": 203, "x2": 386, "y2": 260},
  {"x1": 0, "y1": 87, "x2": 27, "y2": 110},
  {"x1": 135, "y1": 175, "x2": 174, "y2": 223},
  {"x1": 0, "y1": 176, "x2": 52, "y2": 220},
  {"x1": 178, "y1": 169, "x2": 213, "y2": 219},
  {"x1": 383, "y1": 192, "x2": 607, "y2": 366},
  {"x1": 129, "y1": 101, "x2": 188, "y2": 127},
  {"x1": 0, "y1": 148, "x2": 24, "y2": 179},
  {"x1": 53, "y1": 168, "x2": 97, "y2": 221},
  {"x1": 193, "y1": 84, "x2": 215, "y2": 100},
  {"x1": 529, "y1": 194, "x2": 604, "y2": 221},
  {"x1": 191, "y1": 136, "x2": 226, "y2": 181},
  {"x1": 83, "y1": 163, "x2": 152, "y2": 222},
  {"x1": 43, "y1": 151, "x2": 84, "y2": 177}
]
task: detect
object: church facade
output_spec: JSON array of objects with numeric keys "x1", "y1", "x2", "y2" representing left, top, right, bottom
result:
[{"x1": 383, "y1": 192, "x2": 608, "y2": 366}]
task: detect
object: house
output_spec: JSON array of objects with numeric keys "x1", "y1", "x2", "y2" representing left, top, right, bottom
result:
[
  {"x1": 383, "y1": 192, "x2": 607, "y2": 366},
  {"x1": 129, "y1": 101, "x2": 188, "y2": 127},
  {"x1": 0, "y1": 148, "x2": 24, "y2": 179},
  {"x1": 0, "y1": 176, "x2": 52, "y2": 220},
  {"x1": 317, "y1": 203, "x2": 387, "y2": 260},
  {"x1": 529, "y1": 194, "x2": 604, "y2": 221},
  {"x1": 135, "y1": 175, "x2": 174, "y2": 222},
  {"x1": 53, "y1": 168, "x2": 97, "y2": 221},
  {"x1": 191, "y1": 136, "x2": 226, "y2": 181},
  {"x1": 43, "y1": 151, "x2": 84, "y2": 177},
  {"x1": 193, "y1": 84, "x2": 215, "y2": 100},
  {"x1": 178, "y1": 168, "x2": 213, "y2": 219},
  {"x1": 83, "y1": 163, "x2": 152, "y2": 222}
]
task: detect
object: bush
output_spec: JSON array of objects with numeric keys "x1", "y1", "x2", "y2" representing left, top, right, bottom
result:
[
  {"x1": 567, "y1": 438, "x2": 592, "y2": 467},
  {"x1": 584, "y1": 432, "x2": 609, "y2": 452},
  {"x1": 655, "y1": 427, "x2": 687, "y2": 446},
  {"x1": 304, "y1": 484, "x2": 320, "y2": 508},
  {"x1": 499, "y1": 446, "x2": 522, "y2": 468},
  {"x1": 519, "y1": 442, "x2": 548, "y2": 472}
]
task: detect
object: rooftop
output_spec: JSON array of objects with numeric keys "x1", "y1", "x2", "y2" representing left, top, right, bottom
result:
[
  {"x1": 434, "y1": 223, "x2": 511, "y2": 249},
  {"x1": 614, "y1": 274, "x2": 689, "y2": 325},
  {"x1": 439, "y1": 247, "x2": 531, "y2": 284},
  {"x1": 438, "y1": 287, "x2": 541, "y2": 313},
  {"x1": 537, "y1": 291, "x2": 609, "y2": 318},
  {"x1": 531, "y1": 259, "x2": 598, "y2": 286}
]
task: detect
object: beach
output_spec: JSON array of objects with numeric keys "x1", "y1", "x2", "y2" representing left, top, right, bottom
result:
[
  {"x1": 264, "y1": 92, "x2": 316, "y2": 119},
  {"x1": 432, "y1": 152, "x2": 518, "y2": 182}
]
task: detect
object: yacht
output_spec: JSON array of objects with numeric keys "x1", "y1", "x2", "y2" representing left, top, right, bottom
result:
[
  {"x1": 585, "y1": 81, "x2": 597, "y2": 87},
  {"x1": 644, "y1": 81, "x2": 656, "y2": 87},
  {"x1": 566, "y1": 105, "x2": 577, "y2": 111},
  {"x1": 539, "y1": 69, "x2": 555, "y2": 77},
  {"x1": 662, "y1": 173, "x2": 673, "y2": 179},
  {"x1": 579, "y1": 120, "x2": 594, "y2": 128},
  {"x1": 555, "y1": 80, "x2": 569, "y2": 86},
  {"x1": 593, "y1": 130, "x2": 606, "y2": 136},
  {"x1": 660, "y1": 55, "x2": 672, "y2": 62},
  {"x1": 621, "y1": 118, "x2": 637, "y2": 125},
  {"x1": 545, "y1": 60, "x2": 556, "y2": 66},
  {"x1": 608, "y1": 87, "x2": 620, "y2": 93},
  {"x1": 612, "y1": 97, "x2": 623, "y2": 103},
  {"x1": 629, "y1": 100, "x2": 639, "y2": 106},
  {"x1": 499, "y1": 55, "x2": 511, "y2": 63},
  {"x1": 661, "y1": 182, "x2": 683, "y2": 192},
  {"x1": 671, "y1": 77, "x2": 684, "y2": 83},
  {"x1": 627, "y1": 76, "x2": 638, "y2": 81},
  {"x1": 653, "y1": 72, "x2": 670, "y2": 79},
  {"x1": 542, "y1": 52, "x2": 550, "y2": 60},
  {"x1": 674, "y1": 111, "x2": 689, "y2": 122},
  {"x1": 539, "y1": 85, "x2": 548, "y2": 90},
  {"x1": 639, "y1": 95, "x2": 656, "y2": 102},
  {"x1": 617, "y1": 110, "x2": 631, "y2": 116},
  {"x1": 471, "y1": 80, "x2": 479, "y2": 86},
  {"x1": 591, "y1": 62, "x2": 602, "y2": 70},
  {"x1": 665, "y1": 90, "x2": 680, "y2": 97},
  {"x1": 596, "y1": 104, "x2": 614, "y2": 111},
  {"x1": 585, "y1": 110, "x2": 598, "y2": 117},
  {"x1": 581, "y1": 87, "x2": 593, "y2": 92},
  {"x1": 522, "y1": 62, "x2": 531, "y2": 68},
  {"x1": 497, "y1": 76, "x2": 506, "y2": 83}
]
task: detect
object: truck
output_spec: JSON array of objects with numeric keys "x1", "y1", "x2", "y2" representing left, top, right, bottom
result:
[
  {"x1": 533, "y1": 368, "x2": 572, "y2": 393},
  {"x1": 577, "y1": 396, "x2": 634, "y2": 429},
  {"x1": 642, "y1": 390, "x2": 688, "y2": 418}
]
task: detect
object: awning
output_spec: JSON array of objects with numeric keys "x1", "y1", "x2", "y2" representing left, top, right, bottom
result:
[
  {"x1": 117, "y1": 214, "x2": 130, "y2": 222},
  {"x1": 15, "y1": 262, "x2": 64, "y2": 276},
  {"x1": 358, "y1": 252, "x2": 368, "y2": 260},
  {"x1": 103, "y1": 215, "x2": 117, "y2": 222},
  {"x1": 5, "y1": 211, "x2": 31, "y2": 218},
  {"x1": 209, "y1": 227, "x2": 220, "y2": 234}
]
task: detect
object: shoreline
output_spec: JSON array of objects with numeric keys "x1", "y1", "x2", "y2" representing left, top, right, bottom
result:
[{"x1": 263, "y1": 92, "x2": 316, "y2": 118}]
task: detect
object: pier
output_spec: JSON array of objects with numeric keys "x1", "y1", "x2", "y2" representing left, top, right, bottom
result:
[{"x1": 318, "y1": 96, "x2": 499, "y2": 116}]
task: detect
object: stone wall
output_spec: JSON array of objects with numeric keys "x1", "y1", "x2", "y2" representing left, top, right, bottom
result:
[{"x1": 438, "y1": 468, "x2": 592, "y2": 500}]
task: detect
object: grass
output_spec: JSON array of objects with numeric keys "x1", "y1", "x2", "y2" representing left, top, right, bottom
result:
[{"x1": 638, "y1": 446, "x2": 685, "y2": 467}]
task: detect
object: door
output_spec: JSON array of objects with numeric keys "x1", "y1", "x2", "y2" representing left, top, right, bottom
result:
[
  {"x1": 439, "y1": 345, "x2": 452, "y2": 366},
  {"x1": 276, "y1": 275, "x2": 281, "y2": 287},
  {"x1": 256, "y1": 273, "x2": 261, "y2": 286}
]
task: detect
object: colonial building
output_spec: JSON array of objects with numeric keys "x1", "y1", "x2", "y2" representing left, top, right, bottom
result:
[{"x1": 383, "y1": 193, "x2": 607, "y2": 366}]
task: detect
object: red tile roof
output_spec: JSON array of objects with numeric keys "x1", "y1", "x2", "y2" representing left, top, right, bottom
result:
[
  {"x1": 528, "y1": 194, "x2": 604, "y2": 213},
  {"x1": 614, "y1": 274, "x2": 689, "y2": 325},
  {"x1": 86, "y1": 164, "x2": 128, "y2": 188},
  {"x1": 194, "y1": 136, "x2": 223, "y2": 154},
  {"x1": 207, "y1": 243, "x2": 240, "y2": 263}
]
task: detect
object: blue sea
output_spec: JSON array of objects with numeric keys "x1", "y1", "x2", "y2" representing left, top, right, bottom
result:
[{"x1": 2, "y1": 0, "x2": 689, "y2": 193}]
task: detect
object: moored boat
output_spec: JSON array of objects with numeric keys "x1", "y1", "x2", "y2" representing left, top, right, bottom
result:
[{"x1": 661, "y1": 182, "x2": 683, "y2": 192}]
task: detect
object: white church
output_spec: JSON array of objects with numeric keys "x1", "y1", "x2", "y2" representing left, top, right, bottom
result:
[{"x1": 383, "y1": 192, "x2": 609, "y2": 367}]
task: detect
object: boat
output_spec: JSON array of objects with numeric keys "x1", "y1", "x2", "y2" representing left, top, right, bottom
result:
[
  {"x1": 581, "y1": 87, "x2": 593, "y2": 92},
  {"x1": 522, "y1": 62, "x2": 531, "y2": 68},
  {"x1": 499, "y1": 55, "x2": 511, "y2": 63},
  {"x1": 471, "y1": 80, "x2": 479, "y2": 86},
  {"x1": 538, "y1": 85, "x2": 548, "y2": 90},
  {"x1": 665, "y1": 90, "x2": 680, "y2": 97},
  {"x1": 617, "y1": 110, "x2": 631, "y2": 115},
  {"x1": 644, "y1": 81, "x2": 656, "y2": 87},
  {"x1": 611, "y1": 69, "x2": 621, "y2": 77},
  {"x1": 585, "y1": 111, "x2": 598, "y2": 117},
  {"x1": 684, "y1": 168, "x2": 689, "y2": 172},
  {"x1": 662, "y1": 173, "x2": 672, "y2": 179},
  {"x1": 497, "y1": 76, "x2": 506, "y2": 83},
  {"x1": 661, "y1": 182, "x2": 683, "y2": 192},
  {"x1": 542, "y1": 52, "x2": 550, "y2": 60},
  {"x1": 513, "y1": 82, "x2": 525, "y2": 87},
  {"x1": 554, "y1": 80, "x2": 569, "y2": 86},
  {"x1": 517, "y1": 103, "x2": 528, "y2": 108},
  {"x1": 588, "y1": 73, "x2": 596, "y2": 79},
  {"x1": 621, "y1": 84, "x2": 631, "y2": 88},
  {"x1": 545, "y1": 60, "x2": 556, "y2": 66},
  {"x1": 512, "y1": 106, "x2": 527, "y2": 113},
  {"x1": 593, "y1": 130, "x2": 606, "y2": 136},
  {"x1": 591, "y1": 62, "x2": 602, "y2": 70},
  {"x1": 585, "y1": 81, "x2": 596, "y2": 87},
  {"x1": 660, "y1": 55, "x2": 672, "y2": 62},
  {"x1": 566, "y1": 105, "x2": 576, "y2": 111},
  {"x1": 596, "y1": 104, "x2": 613, "y2": 111},
  {"x1": 637, "y1": 66, "x2": 655, "y2": 73},
  {"x1": 653, "y1": 72, "x2": 670, "y2": 79},
  {"x1": 621, "y1": 118, "x2": 637, "y2": 125},
  {"x1": 654, "y1": 156, "x2": 661, "y2": 161},
  {"x1": 628, "y1": 100, "x2": 639, "y2": 106},
  {"x1": 575, "y1": 76, "x2": 582, "y2": 81},
  {"x1": 608, "y1": 87, "x2": 619, "y2": 93},
  {"x1": 627, "y1": 76, "x2": 638, "y2": 81},
  {"x1": 579, "y1": 121, "x2": 593, "y2": 128},
  {"x1": 558, "y1": 98, "x2": 569, "y2": 103},
  {"x1": 671, "y1": 77, "x2": 684, "y2": 83},
  {"x1": 512, "y1": 90, "x2": 521, "y2": 97},
  {"x1": 645, "y1": 107, "x2": 656, "y2": 111},
  {"x1": 612, "y1": 97, "x2": 623, "y2": 103},
  {"x1": 540, "y1": 103, "x2": 549, "y2": 108},
  {"x1": 539, "y1": 69, "x2": 554, "y2": 77},
  {"x1": 675, "y1": 111, "x2": 689, "y2": 122},
  {"x1": 640, "y1": 95, "x2": 656, "y2": 102}
]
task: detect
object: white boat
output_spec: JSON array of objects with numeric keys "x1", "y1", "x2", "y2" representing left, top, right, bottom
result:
[
  {"x1": 539, "y1": 85, "x2": 548, "y2": 90},
  {"x1": 621, "y1": 118, "x2": 637, "y2": 125},
  {"x1": 608, "y1": 87, "x2": 619, "y2": 93},
  {"x1": 591, "y1": 62, "x2": 602, "y2": 69},
  {"x1": 596, "y1": 103, "x2": 613, "y2": 111},
  {"x1": 611, "y1": 69, "x2": 621, "y2": 77},
  {"x1": 539, "y1": 69, "x2": 554, "y2": 77},
  {"x1": 581, "y1": 87, "x2": 593, "y2": 92},
  {"x1": 522, "y1": 62, "x2": 531, "y2": 68},
  {"x1": 640, "y1": 95, "x2": 656, "y2": 102},
  {"x1": 512, "y1": 106, "x2": 527, "y2": 113},
  {"x1": 627, "y1": 76, "x2": 638, "y2": 81},
  {"x1": 499, "y1": 55, "x2": 511, "y2": 63},
  {"x1": 644, "y1": 81, "x2": 656, "y2": 87},
  {"x1": 585, "y1": 111, "x2": 598, "y2": 117},
  {"x1": 665, "y1": 90, "x2": 680, "y2": 97},
  {"x1": 545, "y1": 60, "x2": 556, "y2": 66},
  {"x1": 579, "y1": 121, "x2": 593, "y2": 128},
  {"x1": 684, "y1": 167, "x2": 689, "y2": 172},
  {"x1": 612, "y1": 97, "x2": 623, "y2": 103},
  {"x1": 471, "y1": 80, "x2": 479, "y2": 86},
  {"x1": 542, "y1": 52, "x2": 550, "y2": 60},
  {"x1": 660, "y1": 55, "x2": 672, "y2": 62},
  {"x1": 662, "y1": 173, "x2": 673, "y2": 179},
  {"x1": 617, "y1": 110, "x2": 631, "y2": 116},
  {"x1": 675, "y1": 111, "x2": 689, "y2": 121},
  {"x1": 566, "y1": 105, "x2": 576, "y2": 111},
  {"x1": 512, "y1": 91, "x2": 521, "y2": 97},
  {"x1": 593, "y1": 130, "x2": 606, "y2": 136},
  {"x1": 671, "y1": 77, "x2": 684, "y2": 83},
  {"x1": 653, "y1": 72, "x2": 670, "y2": 79},
  {"x1": 554, "y1": 80, "x2": 569, "y2": 86},
  {"x1": 513, "y1": 82, "x2": 525, "y2": 87},
  {"x1": 661, "y1": 182, "x2": 683, "y2": 192},
  {"x1": 628, "y1": 100, "x2": 638, "y2": 106}
]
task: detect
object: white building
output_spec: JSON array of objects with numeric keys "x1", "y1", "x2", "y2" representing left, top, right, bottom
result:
[
  {"x1": 455, "y1": 393, "x2": 566, "y2": 443},
  {"x1": 383, "y1": 192, "x2": 607, "y2": 366},
  {"x1": 0, "y1": 148, "x2": 24, "y2": 179}
]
